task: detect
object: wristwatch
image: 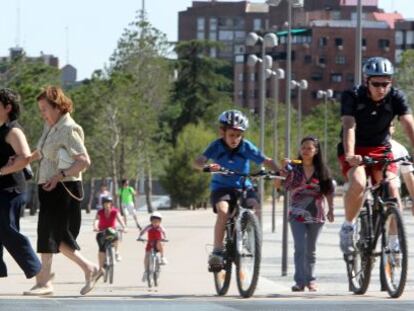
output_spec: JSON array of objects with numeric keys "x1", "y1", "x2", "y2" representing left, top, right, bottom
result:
[{"x1": 60, "y1": 170, "x2": 67, "y2": 178}]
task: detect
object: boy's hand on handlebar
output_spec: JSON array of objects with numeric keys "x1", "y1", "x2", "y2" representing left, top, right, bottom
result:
[
  {"x1": 345, "y1": 155, "x2": 362, "y2": 167},
  {"x1": 204, "y1": 163, "x2": 221, "y2": 172}
]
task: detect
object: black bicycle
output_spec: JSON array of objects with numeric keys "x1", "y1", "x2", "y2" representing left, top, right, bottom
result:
[
  {"x1": 204, "y1": 166, "x2": 284, "y2": 298},
  {"x1": 345, "y1": 156, "x2": 410, "y2": 298},
  {"x1": 98, "y1": 228, "x2": 119, "y2": 284}
]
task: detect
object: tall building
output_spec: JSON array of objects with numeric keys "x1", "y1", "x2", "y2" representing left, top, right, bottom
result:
[
  {"x1": 178, "y1": 0, "x2": 403, "y2": 111},
  {"x1": 0, "y1": 47, "x2": 59, "y2": 67}
]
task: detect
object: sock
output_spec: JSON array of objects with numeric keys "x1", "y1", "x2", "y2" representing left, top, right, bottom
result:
[{"x1": 343, "y1": 220, "x2": 353, "y2": 227}]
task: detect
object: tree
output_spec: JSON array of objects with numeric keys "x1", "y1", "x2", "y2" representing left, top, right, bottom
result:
[
  {"x1": 165, "y1": 40, "x2": 233, "y2": 144},
  {"x1": 160, "y1": 122, "x2": 215, "y2": 208}
]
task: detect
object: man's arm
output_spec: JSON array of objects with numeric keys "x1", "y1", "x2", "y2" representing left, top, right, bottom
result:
[
  {"x1": 399, "y1": 114, "x2": 414, "y2": 148},
  {"x1": 342, "y1": 115, "x2": 361, "y2": 166}
]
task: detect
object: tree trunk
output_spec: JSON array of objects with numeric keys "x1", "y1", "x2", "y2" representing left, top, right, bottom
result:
[
  {"x1": 86, "y1": 177, "x2": 95, "y2": 213},
  {"x1": 110, "y1": 146, "x2": 119, "y2": 208},
  {"x1": 144, "y1": 150, "x2": 153, "y2": 213}
]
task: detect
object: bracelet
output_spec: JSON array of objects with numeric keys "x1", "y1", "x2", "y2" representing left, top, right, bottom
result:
[{"x1": 60, "y1": 170, "x2": 67, "y2": 178}]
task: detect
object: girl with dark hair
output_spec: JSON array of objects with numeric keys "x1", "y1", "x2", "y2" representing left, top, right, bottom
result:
[
  {"x1": 275, "y1": 136, "x2": 335, "y2": 292},
  {"x1": 0, "y1": 88, "x2": 41, "y2": 281}
]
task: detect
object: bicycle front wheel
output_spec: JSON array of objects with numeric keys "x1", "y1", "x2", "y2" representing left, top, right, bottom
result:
[
  {"x1": 108, "y1": 247, "x2": 115, "y2": 284},
  {"x1": 213, "y1": 257, "x2": 232, "y2": 296},
  {"x1": 346, "y1": 204, "x2": 372, "y2": 295},
  {"x1": 380, "y1": 202, "x2": 408, "y2": 298},
  {"x1": 235, "y1": 211, "x2": 262, "y2": 298}
]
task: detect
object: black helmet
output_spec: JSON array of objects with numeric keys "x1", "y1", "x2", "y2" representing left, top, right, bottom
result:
[
  {"x1": 101, "y1": 196, "x2": 113, "y2": 204},
  {"x1": 363, "y1": 57, "x2": 394, "y2": 77},
  {"x1": 218, "y1": 110, "x2": 249, "y2": 132}
]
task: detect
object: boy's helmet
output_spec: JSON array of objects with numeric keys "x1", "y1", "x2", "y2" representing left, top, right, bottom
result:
[
  {"x1": 150, "y1": 211, "x2": 162, "y2": 221},
  {"x1": 102, "y1": 196, "x2": 113, "y2": 204},
  {"x1": 218, "y1": 110, "x2": 249, "y2": 132},
  {"x1": 363, "y1": 57, "x2": 394, "y2": 77}
]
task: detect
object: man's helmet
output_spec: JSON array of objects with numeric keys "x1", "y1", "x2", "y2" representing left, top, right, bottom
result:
[
  {"x1": 218, "y1": 110, "x2": 249, "y2": 131},
  {"x1": 363, "y1": 57, "x2": 394, "y2": 77},
  {"x1": 150, "y1": 211, "x2": 162, "y2": 221},
  {"x1": 102, "y1": 196, "x2": 113, "y2": 204}
]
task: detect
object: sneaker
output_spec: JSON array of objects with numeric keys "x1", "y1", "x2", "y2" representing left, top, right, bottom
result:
[
  {"x1": 208, "y1": 249, "x2": 224, "y2": 267},
  {"x1": 23, "y1": 285, "x2": 54, "y2": 296},
  {"x1": 340, "y1": 224, "x2": 355, "y2": 254},
  {"x1": 80, "y1": 268, "x2": 103, "y2": 295},
  {"x1": 291, "y1": 284, "x2": 305, "y2": 292},
  {"x1": 142, "y1": 271, "x2": 148, "y2": 282},
  {"x1": 115, "y1": 253, "x2": 122, "y2": 262},
  {"x1": 160, "y1": 257, "x2": 168, "y2": 265}
]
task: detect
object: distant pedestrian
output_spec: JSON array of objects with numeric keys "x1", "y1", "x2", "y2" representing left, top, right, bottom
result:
[
  {"x1": 96, "y1": 184, "x2": 110, "y2": 210},
  {"x1": 24, "y1": 86, "x2": 101, "y2": 296},
  {"x1": 275, "y1": 136, "x2": 335, "y2": 292},
  {"x1": 118, "y1": 179, "x2": 141, "y2": 229},
  {"x1": 0, "y1": 88, "x2": 41, "y2": 281}
]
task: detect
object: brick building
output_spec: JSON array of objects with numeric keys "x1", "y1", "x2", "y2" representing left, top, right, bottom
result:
[{"x1": 178, "y1": 0, "x2": 403, "y2": 111}]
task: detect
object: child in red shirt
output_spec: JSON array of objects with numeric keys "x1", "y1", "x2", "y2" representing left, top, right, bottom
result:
[
  {"x1": 93, "y1": 196, "x2": 126, "y2": 273},
  {"x1": 137, "y1": 212, "x2": 167, "y2": 281}
]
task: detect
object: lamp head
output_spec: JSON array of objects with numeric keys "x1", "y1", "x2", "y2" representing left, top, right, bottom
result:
[{"x1": 246, "y1": 32, "x2": 260, "y2": 46}]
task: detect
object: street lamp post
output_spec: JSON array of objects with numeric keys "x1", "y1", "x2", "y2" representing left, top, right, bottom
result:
[
  {"x1": 355, "y1": 0, "x2": 363, "y2": 86},
  {"x1": 317, "y1": 89, "x2": 334, "y2": 162},
  {"x1": 246, "y1": 32, "x2": 278, "y2": 225},
  {"x1": 291, "y1": 79, "x2": 308, "y2": 147},
  {"x1": 266, "y1": 68, "x2": 285, "y2": 233}
]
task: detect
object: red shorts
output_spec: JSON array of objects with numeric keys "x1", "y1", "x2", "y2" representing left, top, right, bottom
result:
[{"x1": 338, "y1": 145, "x2": 397, "y2": 183}]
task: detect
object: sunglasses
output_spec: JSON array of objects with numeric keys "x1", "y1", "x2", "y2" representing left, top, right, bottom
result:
[{"x1": 370, "y1": 81, "x2": 391, "y2": 88}]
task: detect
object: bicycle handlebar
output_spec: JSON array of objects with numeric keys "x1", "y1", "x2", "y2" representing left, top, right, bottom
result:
[
  {"x1": 203, "y1": 166, "x2": 285, "y2": 180},
  {"x1": 137, "y1": 238, "x2": 169, "y2": 242},
  {"x1": 361, "y1": 155, "x2": 413, "y2": 166}
]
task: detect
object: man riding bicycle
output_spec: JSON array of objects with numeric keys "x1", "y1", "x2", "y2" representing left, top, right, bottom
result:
[
  {"x1": 194, "y1": 110, "x2": 278, "y2": 268},
  {"x1": 338, "y1": 57, "x2": 414, "y2": 255}
]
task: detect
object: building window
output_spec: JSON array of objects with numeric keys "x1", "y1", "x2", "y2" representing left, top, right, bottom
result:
[
  {"x1": 335, "y1": 38, "x2": 343, "y2": 47},
  {"x1": 253, "y1": 19, "x2": 262, "y2": 31},
  {"x1": 209, "y1": 31, "x2": 217, "y2": 41},
  {"x1": 378, "y1": 39, "x2": 390, "y2": 49},
  {"x1": 346, "y1": 73, "x2": 354, "y2": 82},
  {"x1": 197, "y1": 17, "x2": 205, "y2": 31},
  {"x1": 238, "y1": 90, "x2": 243, "y2": 98},
  {"x1": 210, "y1": 48, "x2": 217, "y2": 58},
  {"x1": 235, "y1": 55, "x2": 244, "y2": 63},
  {"x1": 406, "y1": 31, "x2": 414, "y2": 44},
  {"x1": 335, "y1": 55, "x2": 346, "y2": 64},
  {"x1": 362, "y1": 38, "x2": 367, "y2": 47},
  {"x1": 209, "y1": 18, "x2": 217, "y2": 31},
  {"x1": 219, "y1": 17, "x2": 233, "y2": 28},
  {"x1": 218, "y1": 30, "x2": 234, "y2": 41},
  {"x1": 395, "y1": 31, "x2": 404, "y2": 46},
  {"x1": 234, "y1": 17, "x2": 245, "y2": 29},
  {"x1": 331, "y1": 11, "x2": 341, "y2": 20},
  {"x1": 234, "y1": 45, "x2": 245, "y2": 54},
  {"x1": 311, "y1": 72, "x2": 323, "y2": 81},
  {"x1": 250, "y1": 73, "x2": 255, "y2": 82},
  {"x1": 304, "y1": 55, "x2": 312, "y2": 64},
  {"x1": 319, "y1": 57, "x2": 326, "y2": 64},
  {"x1": 197, "y1": 31, "x2": 205, "y2": 40},
  {"x1": 319, "y1": 37, "x2": 327, "y2": 47},
  {"x1": 238, "y1": 73, "x2": 244, "y2": 82},
  {"x1": 234, "y1": 31, "x2": 246, "y2": 40},
  {"x1": 331, "y1": 73, "x2": 342, "y2": 83}
]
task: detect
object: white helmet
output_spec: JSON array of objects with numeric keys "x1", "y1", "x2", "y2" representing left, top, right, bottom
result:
[
  {"x1": 150, "y1": 211, "x2": 162, "y2": 221},
  {"x1": 218, "y1": 110, "x2": 249, "y2": 132}
]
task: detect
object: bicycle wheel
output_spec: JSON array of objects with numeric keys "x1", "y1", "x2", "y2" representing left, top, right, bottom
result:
[
  {"x1": 213, "y1": 254, "x2": 232, "y2": 296},
  {"x1": 147, "y1": 253, "x2": 156, "y2": 288},
  {"x1": 235, "y1": 210, "x2": 262, "y2": 298},
  {"x1": 153, "y1": 256, "x2": 160, "y2": 287},
  {"x1": 380, "y1": 202, "x2": 408, "y2": 298},
  {"x1": 108, "y1": 246, "x2": 115, "y2": 284},
  {"x1": 103, "y1": 246, "x2": 111, "y2": 283},
  {"x1": 346, "y1": 204, "x2": 372, "y2": 295}
]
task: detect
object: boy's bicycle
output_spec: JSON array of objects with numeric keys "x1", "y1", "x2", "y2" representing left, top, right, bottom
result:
[
  {"x1": 204, "y1": 166, "x2": 284, "y2": 298},
  {"x1": 137, "y1": 238, "x2": 168, "y2": 288},
  {"x1": 345, "y1": 156, "x2": 410, "y2": 298}
]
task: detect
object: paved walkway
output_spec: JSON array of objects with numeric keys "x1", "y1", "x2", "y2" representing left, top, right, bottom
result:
[{"x1": 0, "y1": 197, "x2": 414, "y2": 300}]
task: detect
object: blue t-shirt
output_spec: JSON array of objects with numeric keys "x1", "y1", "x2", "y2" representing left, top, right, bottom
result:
[{"x1": 203, "y1": 138, "x2": 266, "y2": 191}]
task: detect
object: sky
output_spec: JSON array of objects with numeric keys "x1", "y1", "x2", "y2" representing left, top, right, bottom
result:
[{"x1": 0, "y1": 0, "x2": 413, "y2": 80}]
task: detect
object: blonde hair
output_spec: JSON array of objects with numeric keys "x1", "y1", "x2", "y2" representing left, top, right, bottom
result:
[{"x1": 36, "y1": 85, "x2": 73, "y2": 114}]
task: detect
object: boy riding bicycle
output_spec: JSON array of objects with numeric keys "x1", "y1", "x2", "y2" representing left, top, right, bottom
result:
[
  {"x1": 93, "y1": 196, "x2": 127, "y2": 273},
  {"x1": 194, "y1": 110, "x2": 278, "y2": 268},
  {"x1": 137, "y1": 212, "x2": 168, "y2": 282}
]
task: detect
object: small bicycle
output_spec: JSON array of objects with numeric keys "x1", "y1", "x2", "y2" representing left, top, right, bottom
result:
[
  {"x1": 137, "y1": 238, "x2": 169, "y2": 288},
  {"x1": 345, "y1": 156, "x2": 410, "y2": 298},
  {"x1": 204, "y1": 166, "x2": 284, "y2": 298},
  {"x1": 99, "y1": 228, "x2": 120, "y2": 284}
]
